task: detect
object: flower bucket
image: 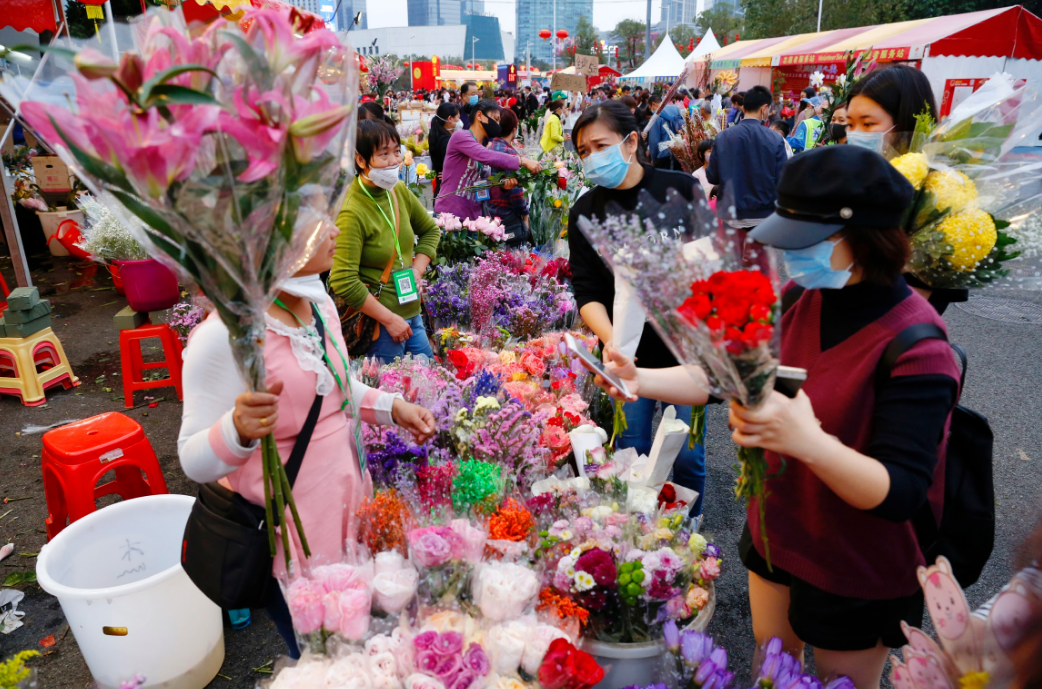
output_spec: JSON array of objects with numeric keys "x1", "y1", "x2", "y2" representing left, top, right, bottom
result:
[
  {"x1": 36, "y1": 495, "x2": 224, "y2": 689},
  {"x1": 581, "y1": 638, "x2": 665, "y2": 689},
  {"x1": 115, "y1": 258, "x2": 180, "y2": 312},
  {"x1": 37, "y1": 209, "x2": 84, "y2": 257},
  {"x1": 580, "y1": 583, "x2": 715, "y2": 689},
  {"x1": 106, "y1": 263, "x2": 126, "y2": 296},
  {"x1": 52, "y1": 219, "x2": 93, "y2": 261}
]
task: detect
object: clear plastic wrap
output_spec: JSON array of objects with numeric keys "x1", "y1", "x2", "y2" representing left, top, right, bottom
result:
[
  {"x1": 15, "y1": 5, "x2": 357, "y2": 569},
  {"x1": 890, "y1": 73, "x2": 1042, "y2": 290}
]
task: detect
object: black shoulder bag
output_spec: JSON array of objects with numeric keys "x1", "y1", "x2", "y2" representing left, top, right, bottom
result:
[{"x1": 181, "y1": 304, "x2": 327, "y2": 609}]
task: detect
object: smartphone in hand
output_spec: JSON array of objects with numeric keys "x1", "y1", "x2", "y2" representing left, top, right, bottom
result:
[{"x1": 564, "y1": 334, "x2": 632, "y2": 399}]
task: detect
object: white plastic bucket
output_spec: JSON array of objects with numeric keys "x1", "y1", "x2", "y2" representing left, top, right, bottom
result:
[
  {"x1": 36, "y1": 209, "x2": 83, "y2": 257},
  {"x1": 36, "y1": 495, "x2": 224, "y2": 689},
  {"x1": 582, "y1": 638, "x2": 665, "y2": 689}
]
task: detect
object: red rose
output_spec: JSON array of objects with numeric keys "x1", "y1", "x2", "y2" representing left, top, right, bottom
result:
[
  {"x1": 742, "y1": 322, "x2": 774, "y2": 346},
  {"x1": 724, "y1": 326, "x2": 746, "y2": 355},
  {"x1": 558, "y1": 176, "x2": 568, "y2": 190},
  {"x1": 749, "y1": 303, "x2": 773, "y2": 322},
  {"x1": 689, "y1": 279, "x2": 710, "y2": 296},
  {"x1": 705, "y1": 315, "x2": 724, "y2": 333},
  {"x1": 538, "y1": 639, "x2": 605, "y2": 689},
  {"x1": 657, "y1": 483, "x2": 677, "y2": 507}
]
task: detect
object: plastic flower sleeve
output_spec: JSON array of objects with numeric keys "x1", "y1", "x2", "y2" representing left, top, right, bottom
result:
[
  {"x1": 15, "y1": 5, "x2": 358, "y2": 570},
  {"x1": 574, "y1": 186, "x2": 781, "y2": 408},
  {"x1": 894, "y1": 74, "x2": 1042, "y2": 290}
]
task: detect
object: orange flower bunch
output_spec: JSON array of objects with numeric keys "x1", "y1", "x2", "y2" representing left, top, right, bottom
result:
[
  {"x1": 538, "y1": 588, "x2": 590, "y2": 626},
  {"x1": 356, "y1": 489, "x2": 411, "y2": 555},
  {"x1": 488, "y1": 498, "x2": 536, "y2": 542}
]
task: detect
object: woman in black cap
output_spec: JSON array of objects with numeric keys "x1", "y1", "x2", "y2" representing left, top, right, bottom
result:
[{"x1": 590, "y1": 146, "x2": 961, "y2": 687}]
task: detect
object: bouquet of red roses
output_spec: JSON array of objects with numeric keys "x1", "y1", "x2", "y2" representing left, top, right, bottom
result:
[{"x1": 576, "y1": 190, "x2": 782, "y2": 565}]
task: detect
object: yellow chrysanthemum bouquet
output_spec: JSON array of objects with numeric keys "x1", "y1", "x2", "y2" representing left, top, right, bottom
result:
[{"x1": 888, "y1": 74, "x2": 1042, "y2": 290}]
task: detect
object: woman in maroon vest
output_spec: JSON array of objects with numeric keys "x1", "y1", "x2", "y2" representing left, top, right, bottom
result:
[{"x1": 593, "y1": 146, "x2": 961, "y2": 688}]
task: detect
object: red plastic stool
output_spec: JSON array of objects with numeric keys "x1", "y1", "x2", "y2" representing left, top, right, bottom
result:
[
  {"x1": 41, "y1": 413, "x2": 169, "y2": 540},
  {"x1": 119, "y1": 323, "x2": 184, "y2": 408}
]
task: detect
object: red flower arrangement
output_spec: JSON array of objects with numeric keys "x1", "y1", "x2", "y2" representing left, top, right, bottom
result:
[
  {"x1": 488, "y1": 498, "x2": 536, "y2": 542},
  {"x1": 677, "y1": 269, "x2": 777, "y2": 355},
  {"x1": 538, "y1": 638, "x2": 605, "y2": 689},
  {"x1": 538, "y1": 588, "x2": 591, "y2": 627}
]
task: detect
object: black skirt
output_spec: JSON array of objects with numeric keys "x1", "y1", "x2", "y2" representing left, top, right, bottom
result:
[{"x1": 739, "y1": 524, "x2": 924, "y2": 651}]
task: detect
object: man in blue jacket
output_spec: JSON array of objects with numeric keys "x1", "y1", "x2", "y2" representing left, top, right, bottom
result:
[
  {"x1": 647, "y1": 94, "x2": 686, "y2": 170},
  {"x1": 706, "y1": 85, "x2": 788, "y2": 230}
]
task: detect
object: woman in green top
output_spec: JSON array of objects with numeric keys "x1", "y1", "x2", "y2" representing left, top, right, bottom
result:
[{"x1": 331, "y1": 120, "x2": 441, "y2": 363}]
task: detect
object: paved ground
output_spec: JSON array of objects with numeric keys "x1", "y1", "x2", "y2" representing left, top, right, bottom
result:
[{"x1": 0, "y1": 251, "x2": 1040, "y2": 688}]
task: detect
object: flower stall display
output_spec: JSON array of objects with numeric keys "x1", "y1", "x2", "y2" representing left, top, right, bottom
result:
[
  {"x1": 433, "y1": 213, "x2": 510, "y2": 266},
  {"x1": 888, "y1": 74, "x2": 1042, "y2": 290},
  {"x1": 575, "y1": 191, "x2": 783, "y2": 567},
  {"x1": 18, "y1": 5, "x2": 357, "y2": 568},
  {"x1": 366, "y1": 56, "x2": 405, "y2": 99}
]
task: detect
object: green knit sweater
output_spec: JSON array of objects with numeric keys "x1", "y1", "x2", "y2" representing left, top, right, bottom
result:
[{"x1": 330, "y1": 177, "x2": 441, "y2": 319}]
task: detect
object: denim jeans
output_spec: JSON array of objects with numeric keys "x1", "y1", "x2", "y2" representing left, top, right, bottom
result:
[
  {"x1": 616, "y1": 396, "x2": 706, "y2": 516},
  {"x1": 368, "y1": 313, "x2": 434, "y2": 364},
  {"x1": 265, "y1": 578, "x2": 300, "y2": 659}
]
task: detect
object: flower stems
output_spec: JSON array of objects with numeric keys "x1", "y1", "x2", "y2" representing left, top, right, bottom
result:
[
  {"x1": 610, "y1": 399, "x2": 628, "y2": 448},
  {"x1": 262, "y1": 437, "x2": 276, "y2": 556},
  {"x1": 735, "y1": 445, "x2": 772, "y2": 571},
  {"x1": 261, "y1": 435, "x2": 312, "y2": 570},
  {"x1": 688, "y1": 405, "x2": 706, "y2": 450}
]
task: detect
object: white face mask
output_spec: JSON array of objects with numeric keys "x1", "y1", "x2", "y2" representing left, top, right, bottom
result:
[
  {"x1": 366, "y1": 164, "x2": 400, "y2": 190},
  {"x1": 281, "y1": 274, "x2": 328, "y2": 303},
  {"x1": 454, "y1": 119, "x2": 464, "y2": 131}
]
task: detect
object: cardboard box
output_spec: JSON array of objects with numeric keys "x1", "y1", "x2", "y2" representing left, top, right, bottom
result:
[
  {"x1": 4, "y1": 300, "x2": 52, "y2": 324},
  {"x1": 31, "y1": 156, "x2": 72, "y2": 192},
  {"x1": 7, "y1": 287, "x2": 40, "y2": 311}
]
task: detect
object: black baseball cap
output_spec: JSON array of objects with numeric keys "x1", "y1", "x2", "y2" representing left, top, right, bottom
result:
[{"x1": 750, "y1": 145, "x2": 915, "y2": 250}]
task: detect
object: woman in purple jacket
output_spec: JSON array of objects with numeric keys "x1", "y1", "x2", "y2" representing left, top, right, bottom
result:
[{"x1": 435, "y1": 99, "x2": 541, "y2": 221}]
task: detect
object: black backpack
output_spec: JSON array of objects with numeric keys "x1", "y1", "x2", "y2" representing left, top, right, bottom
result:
[
  {"x1": 782, "y1": 287, "x2": 995, "y2": 587},
  {"x1": 876, "y1": 323, "x2": 995, "y2": 588}
]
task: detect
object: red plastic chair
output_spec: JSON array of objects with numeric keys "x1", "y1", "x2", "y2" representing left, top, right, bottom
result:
[
  {"x1": 0, "y1": 271, "x2": 9, "y2": 312},
  {"x1": 41, "y1": 412, "x2": 169, "y2": 540},
  {"x1": 119, "y1": 323, "x2": 184, "y2": 408}
]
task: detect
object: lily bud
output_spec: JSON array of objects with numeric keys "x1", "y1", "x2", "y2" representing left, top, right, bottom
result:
[
  {"x1": 116, "y1": 53, "x2": 145, "y2": 94},
  {"x1": 74, "y1": 48, "x2": 118, "y2": 80},
  {"x1": 288, "y1": 105, "x2": 352, "y2": 139}
]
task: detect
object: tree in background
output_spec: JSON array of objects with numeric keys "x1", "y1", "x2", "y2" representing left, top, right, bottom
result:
[
  {"x1": 571, "y1": 15, "x2": 600, "y2": 65},
  {"x1": 695, "y1": 6, "x2": 744, "y2": 46},
  {"x1": 660, "y1": 24, "x2": 699, "y2": 56},
  {"x1": 612, "y1": 19, "x2": 647, "y2": 69}
]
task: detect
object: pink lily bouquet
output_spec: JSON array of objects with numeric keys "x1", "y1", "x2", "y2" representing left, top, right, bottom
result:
[{"x1": 17, "y1": 5, "x2": 357, "y2": 569}]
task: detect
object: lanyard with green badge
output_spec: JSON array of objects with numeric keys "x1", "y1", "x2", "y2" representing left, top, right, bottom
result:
[
  {"x1": 273, "y1": 299, "x2": 367, "y2": 473},
  {"x1": 359, "y1": 181, "x2": 419, "y2": 305}
]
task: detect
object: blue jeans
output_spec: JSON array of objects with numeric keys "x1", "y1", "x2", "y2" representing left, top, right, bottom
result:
[
  {"x1": 265, "y1": 578, "x2": 300, "y2": 659},
  {"x1": 368, "y1": 314, "x2": 434, "y2": 364},
  {"x1": 616, "y1": 397, "x2": 706, "y2": 517}
]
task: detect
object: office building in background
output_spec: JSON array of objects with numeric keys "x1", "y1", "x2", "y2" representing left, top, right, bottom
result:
[
  {"x1": 408, "y1": 0, "x2": 462, "y2": 26},
  {"x1": 516, "y1": 0, "x2": 593, "y2": 62}
]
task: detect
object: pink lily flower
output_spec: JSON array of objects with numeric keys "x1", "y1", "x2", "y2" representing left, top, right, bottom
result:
[
  {"x1": 245, "y1": 9, "x2": 339, "y2": 75},
  {"x1": 117, "y1": 105, "x2": 221, "y2": 198},
  {"x1": 20, "y1": 100, "x2": 109, "y2": 164},
  {"x1": 288, "y1": 89, "x2": 351, "y2": 163},
  {"x1": 218, "y1": 85, "x2": 287, "y2": 182}
]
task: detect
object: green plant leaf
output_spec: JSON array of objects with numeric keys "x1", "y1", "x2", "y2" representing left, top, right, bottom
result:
[
  {"x1": 145, "y1": 84, "x2": 219, "y2": 107},
  {"x1": 3, "y1": 571, "x2": 37, "y2": 587},
  {"x1": 139, "y1": 64, "x2": 219, "y2": 104}
]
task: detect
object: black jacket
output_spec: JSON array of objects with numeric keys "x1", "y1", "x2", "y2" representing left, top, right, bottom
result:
[
  {"x1": 705, "y1": 118, "x2": 788, "y2": 220},
  {"x1": 567, "y1": 165, "x2": 701, "y2": 369}
]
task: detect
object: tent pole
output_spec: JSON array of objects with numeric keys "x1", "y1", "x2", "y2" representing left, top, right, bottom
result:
[
  {"x1": 817, "y1": 0, "x2": 823, "y2": 32},
  {"x1": 0, "y1": 121, "x2": 33, "y2": 289},
  {"x1": 645, "y1": 0, "x2": 652, "y2": 60},
  {"x1": 104, "y1": 1, "x2": 120, "y2": 61}
]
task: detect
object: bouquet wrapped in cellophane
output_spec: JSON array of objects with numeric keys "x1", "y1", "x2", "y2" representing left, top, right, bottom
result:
[
  {"x1": 888, "y1": 73, "x2": 1042, "y2": 290},
  {"x1": 16, "y1": 5, "x2": 358, "y2": 569},
  {"x1": 576, "y1": 189, "x2": 783, "y2": 565}
]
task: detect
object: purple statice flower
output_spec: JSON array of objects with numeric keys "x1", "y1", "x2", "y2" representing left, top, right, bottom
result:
[
  {"x1": 467, "y1": 369, "x2": 501, "y2": 406},
  {"x1": 366, "y1": 429, "x2": 428, "y2": 487}
]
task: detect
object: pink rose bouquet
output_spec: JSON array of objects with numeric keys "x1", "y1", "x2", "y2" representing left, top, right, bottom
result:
[
  {"x1": 413, "y1": 631, "x2": 491, "y2": 689},
  {"x1": 408, "y1": 526, "x2": 471, "y2": 605}
]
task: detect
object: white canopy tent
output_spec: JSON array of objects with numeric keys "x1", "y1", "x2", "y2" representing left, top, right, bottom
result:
[
  {"x1": 620, "y1": 37, "x2": 687, "y2": 84},
  {"x1": 686, "y1": 28, "x2": 722, "y2": 62}
]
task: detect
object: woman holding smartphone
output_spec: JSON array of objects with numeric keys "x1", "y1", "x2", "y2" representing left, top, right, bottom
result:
[{"x1": 587, "y1": 146, "x2": 960, "y2": 689}]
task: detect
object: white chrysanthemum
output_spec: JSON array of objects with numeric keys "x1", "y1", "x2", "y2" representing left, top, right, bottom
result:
[{"x1": 572, "y1": 571, "x2": 596, "y2": 592}]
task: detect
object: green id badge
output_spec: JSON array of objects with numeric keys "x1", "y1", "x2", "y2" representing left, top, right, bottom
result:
[{"x1": 392, "y1": 267, "x2": 419, "y2": 305}]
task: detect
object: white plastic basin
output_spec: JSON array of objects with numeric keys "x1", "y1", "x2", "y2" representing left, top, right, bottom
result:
[{"x1": 36, "y1": 495, "x2": 224, "y2": 689}]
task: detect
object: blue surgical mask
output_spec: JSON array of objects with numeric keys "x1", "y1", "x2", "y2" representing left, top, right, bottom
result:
[
  {"x1": 845, "y1": 126, "x2": 894, "y2": 154},
  {"x1": 582, "y1": 134, "x2": 635, "y2": 189},
  {"x1": 782, "y1": 238, "x2": 853, "y2": 289},
  {"x1": 469, "y1": 95, "x2": 479, "y2": 106}
]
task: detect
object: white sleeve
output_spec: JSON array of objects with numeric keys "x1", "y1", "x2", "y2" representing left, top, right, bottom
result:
[
  {"x1": 350, "y1": 376, "x2": 402, "y2": 426},
  {"x1": 177, "y1": 318, "x2": 258, "y2": 484}
]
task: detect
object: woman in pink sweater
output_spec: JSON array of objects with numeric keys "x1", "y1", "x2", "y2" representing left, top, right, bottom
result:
[{"x1": 178, "y1": 221, "x2": 435, "y2": 657}]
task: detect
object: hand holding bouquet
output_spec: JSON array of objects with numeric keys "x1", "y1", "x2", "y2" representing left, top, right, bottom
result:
[{"x1": 18, "y1": 5, "x2": 357, "y2": 569}]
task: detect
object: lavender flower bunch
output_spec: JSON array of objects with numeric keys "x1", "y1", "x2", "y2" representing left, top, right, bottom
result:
[
  {"x1": 364, "y1": 426, "x2": 429, "y2": 489},
  {"x1": 425, "y1": 263, "x2": 472, "y2": 325},
  {"x1": 750, "y1": 638, "x2": 856, "y2": 689},
  {"x1": 663, "y1": 621, "x2": 734, "y2": 689}
]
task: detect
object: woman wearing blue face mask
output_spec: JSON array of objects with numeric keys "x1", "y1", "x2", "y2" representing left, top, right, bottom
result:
[
  {"x1": 567, "y1": 100, "x2": 709, "y2": 517},
  {"x1": 846, "y1": 66, "x2": 967, "y2": 315},
  {"x1": 589, "y1": 146, "x2": 961, "y2": 688}
]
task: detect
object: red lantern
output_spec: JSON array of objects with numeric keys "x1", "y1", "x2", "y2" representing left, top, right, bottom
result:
[
  {"x1": 689, "y1": 38, "x2": 694, "y2": 51},
  {"x1": 735, "y1": 33, "x2": 740, "y2": 41},
  {"x1": 556, "y1": 30, "x2": 568, "y2": 40},
  {"x1": 539, "y1": 29, "x2": 552, "y2": 41}
]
